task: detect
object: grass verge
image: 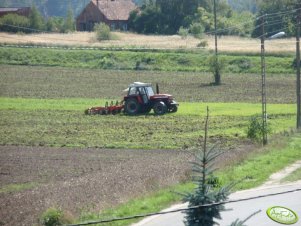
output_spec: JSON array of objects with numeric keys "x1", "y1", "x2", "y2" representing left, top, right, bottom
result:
[
  {"x1": 0, "y1": 46, "x2": 295, "y2": 74},
  {"x1": 281, "y1": 167, "x2": 301, "y2": 183},
  {"x1": 77, "y1": 132, "x2": 301, "y2": 226}
]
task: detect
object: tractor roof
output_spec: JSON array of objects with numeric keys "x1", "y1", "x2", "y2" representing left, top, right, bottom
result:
[{"x1": 129, "y1": 82, "x2": 152, "y2": 87}]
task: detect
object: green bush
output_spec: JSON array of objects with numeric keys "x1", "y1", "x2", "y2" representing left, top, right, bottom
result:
[
  {"x1": 178, "y1": 26, "x2": 189, "y2": 39},
  {"x1": 94, "y1": 23, "x2": 111, "y2": 41},
  {"x1": 40, "y1": 207, "x2": 73, "y2": 226},
  {"x1": 46, "y1": 17, "x2": 64, "y2": 32},
  {"x1": 208, "y1": 55, "x2": 225, "y2": 85},
  {"x1": 247, "y1": 116, "x2": 270, "y2": 142},
  {"x1": 98, "y1": 57, "x2": 115, "y2": 69},
  {"x1": 197, "y1": 40, "x2": 208, "y2": 48},
  {"x1": 189, "y1": 22, "x2": 204, "y2": 38},
  {"x1": 292, "y1": 58, "x2": 301, "y2": 69},
  {"x1": 0, "y1": 14, "x2": 30, "y2": 33},
  {"x1": 229, "y1": 58, "x2": 252, "y2": 72}
]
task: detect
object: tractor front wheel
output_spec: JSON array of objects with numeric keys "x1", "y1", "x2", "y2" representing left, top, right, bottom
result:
[
  {"x1": 153, "y1": 101, "x2": 167, "y2": 115},
  {"x1": 125, "y1": 98, "x2": 140, "y2": 115},
  {"x1": 168, "y1": 105, "x2": 178, "y2": 113}
]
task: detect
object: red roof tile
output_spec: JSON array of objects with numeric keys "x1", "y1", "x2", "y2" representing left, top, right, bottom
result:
[{"x1": 92, "y1": 0, "x2": 136, "y2": 21}]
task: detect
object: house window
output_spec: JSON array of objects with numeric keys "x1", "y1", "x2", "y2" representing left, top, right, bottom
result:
[{"x1": 111, "y1": 23, "x2": 115, "y2": 31}]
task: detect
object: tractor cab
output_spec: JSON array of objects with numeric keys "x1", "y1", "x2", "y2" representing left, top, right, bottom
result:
[
  {"x1": 127, "y1": 83, "x2": 154, "y2": 104},
  {"x1": 124, "y1": 82, "x2": 178, "y2": 115}
]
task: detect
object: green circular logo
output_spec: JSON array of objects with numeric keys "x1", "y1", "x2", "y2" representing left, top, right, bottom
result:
[{"x1": 267, "y1": 206, "x2": 299, "y2": 225}]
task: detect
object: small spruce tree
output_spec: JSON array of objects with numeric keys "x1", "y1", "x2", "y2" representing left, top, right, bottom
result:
[
  {"x1": 183, "y1": 107, "x2": 233, "y2": 226},
  {"x1": 64, "y1": 8, "x2": 75, "y2": 33},
  {"x1": 29, "y1": 5, "x2": 45, "y2": 31}
]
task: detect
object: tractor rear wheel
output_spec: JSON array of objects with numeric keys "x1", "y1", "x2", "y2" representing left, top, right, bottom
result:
[
  {"x1": 125, "y1": 98, "x2": 140, "y2": 115},
  {"x1": 153, "y1": 101, "x2": 167, "y2": 115}
]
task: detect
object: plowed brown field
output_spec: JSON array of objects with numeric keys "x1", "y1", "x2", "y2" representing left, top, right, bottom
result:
[
  {"x1": 0, "y1": 146, "x2": 191, "y2": 226},
  {"x1": 0, "y1": 142, "x2": 255, "y2": 226}
]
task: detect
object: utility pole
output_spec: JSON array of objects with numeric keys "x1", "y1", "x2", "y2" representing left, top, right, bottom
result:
[
  {"x1": 261, "y1": 14, "x2": 267, "y2": 145},
  {"x1": 214, "y1": 0, "x2": 218, "y2": 56},
  {"x1": 213, "y1": 0, "x2": 220, "y2": 85},
  {"x1": 296, "y1": 6, "x2": 301, "y2": 129}
]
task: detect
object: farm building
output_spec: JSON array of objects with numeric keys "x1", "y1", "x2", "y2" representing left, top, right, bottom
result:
[
  {"x1": 0, "y1": 7, "x2": 31, "y2": 18},
  {"x1": 76, "y1": 0, "x2": 136, "y2": 31}
]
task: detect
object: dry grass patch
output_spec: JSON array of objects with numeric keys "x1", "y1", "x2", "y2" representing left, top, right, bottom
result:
[{"x1": 0, "y1": 32, "x2": 296, "y2": 53}]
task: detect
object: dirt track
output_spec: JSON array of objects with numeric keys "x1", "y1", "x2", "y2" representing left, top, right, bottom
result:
[{"x1": 0, "y1": 146, "x2": 192, "y2": 226}]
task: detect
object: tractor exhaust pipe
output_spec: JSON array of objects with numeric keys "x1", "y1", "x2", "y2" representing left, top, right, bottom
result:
[{"x1": 156, "y1": 83, "x2": 160, "y2": 94}]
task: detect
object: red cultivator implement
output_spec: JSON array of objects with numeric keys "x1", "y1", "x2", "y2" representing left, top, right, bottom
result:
[{"x1": 85, "y1": 100, "x2": 124, "y2": 115}]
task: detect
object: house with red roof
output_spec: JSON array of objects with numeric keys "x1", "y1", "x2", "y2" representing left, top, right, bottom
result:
[{"x1": 76, "y1": 0, "x2": 136, "y2": 31}]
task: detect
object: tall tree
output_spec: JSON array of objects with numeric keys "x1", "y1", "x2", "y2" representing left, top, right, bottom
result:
[
  {"x1": 129, "y1": 0, "x2": 199, "y2": 34},
  {"x1": 252, "y1": 0, "x2": 299, "y2": 37},
  {"x1": 128, "y1": 2, "x2": 162, "y2": 34},
  {"x1": 63, "y1": 8, "x2": 75, "y2": 32},
  {"x1": 29, "y1": 5, "x2": 45, "y2": 31}
]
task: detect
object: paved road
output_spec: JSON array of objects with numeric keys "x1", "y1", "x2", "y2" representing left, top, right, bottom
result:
[{"x1": 133, "y1": 182, "x2": 301, "y2": 226}]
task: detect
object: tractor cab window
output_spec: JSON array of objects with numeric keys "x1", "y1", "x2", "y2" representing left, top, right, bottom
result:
[
  {"x1": 129, "y1": 87, "x2": 138, "y2": 95},
  {"x1": 138, "y1": 87, "x2": 149, "y2": 104},
  {"x1": 146, "y1": 86, "x2": 154, "y2": 97},
  {"x1": 138, "y1": 87, "x2": 146, "y2": 94}
]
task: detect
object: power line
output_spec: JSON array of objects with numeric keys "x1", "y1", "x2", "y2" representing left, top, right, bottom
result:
[
  {"x1": 0, "y1": 22, "x2": 51, "y2": 33},
  {"x1": 205, "y1": 7, "x2": 301, "y2": 35},
  {"x1": 254, "y1": 21, "x2": 300, "y2": 39},
  {"x1": 67, "y1": 188, "x2": 301, "y2": 226},
  {"x1": 265, "y1": 7, "x2": 301, "y2": 18},
  {"x1": 0, "y1": 23, "x2": 91, "y2": 44},
  {"x1": 205, "y1": 19, "x2": 256, "y2": 35}
]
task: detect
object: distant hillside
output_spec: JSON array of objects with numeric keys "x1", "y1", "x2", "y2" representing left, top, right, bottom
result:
[{"x1": 0, "y1": 0, "x2": 92, "y2": 18}]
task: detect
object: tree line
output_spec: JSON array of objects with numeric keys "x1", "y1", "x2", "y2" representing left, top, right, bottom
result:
[
  {"x1": 0, "y1": 0, "x2": 299, "y2": 37},
  {"x1": 252, "y1": 0, "x2": 300, "y2": 38},
  {"x1": 0, "y1": 5, "x2": 75, "y2": 33},
  {"x1": 129, "y1": 0, "x2": 300, "y2": 37}
]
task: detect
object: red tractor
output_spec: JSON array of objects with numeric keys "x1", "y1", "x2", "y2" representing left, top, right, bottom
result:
[
  {"x1": 123, "y1": 82, "x2": 178, "y2": 115},
  {"x1": 85, "y1": 82, "x2": 178, "y2": 116}
]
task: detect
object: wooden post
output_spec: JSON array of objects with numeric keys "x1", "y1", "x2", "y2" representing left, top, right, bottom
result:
[{"x1": 296, "y1": 7, "x2": 301, "y2": 129}]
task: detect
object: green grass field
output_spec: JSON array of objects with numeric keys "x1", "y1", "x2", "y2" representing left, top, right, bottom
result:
[
  {"x1": 0, "y1": 97, "x2": 296, "y2": 149},
  {"x1": 0, "y1": 46, "x2": 295, "y2": 74}
]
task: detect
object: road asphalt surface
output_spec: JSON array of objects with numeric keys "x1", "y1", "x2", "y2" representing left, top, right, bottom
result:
[{"x1": 133, "y1": 181, "x2": 301, "y2": 226}]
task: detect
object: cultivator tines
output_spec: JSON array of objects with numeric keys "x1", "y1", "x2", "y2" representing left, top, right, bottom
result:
[{"x1": 85, "y1": 100, "x2": 124, "y2": 115}]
